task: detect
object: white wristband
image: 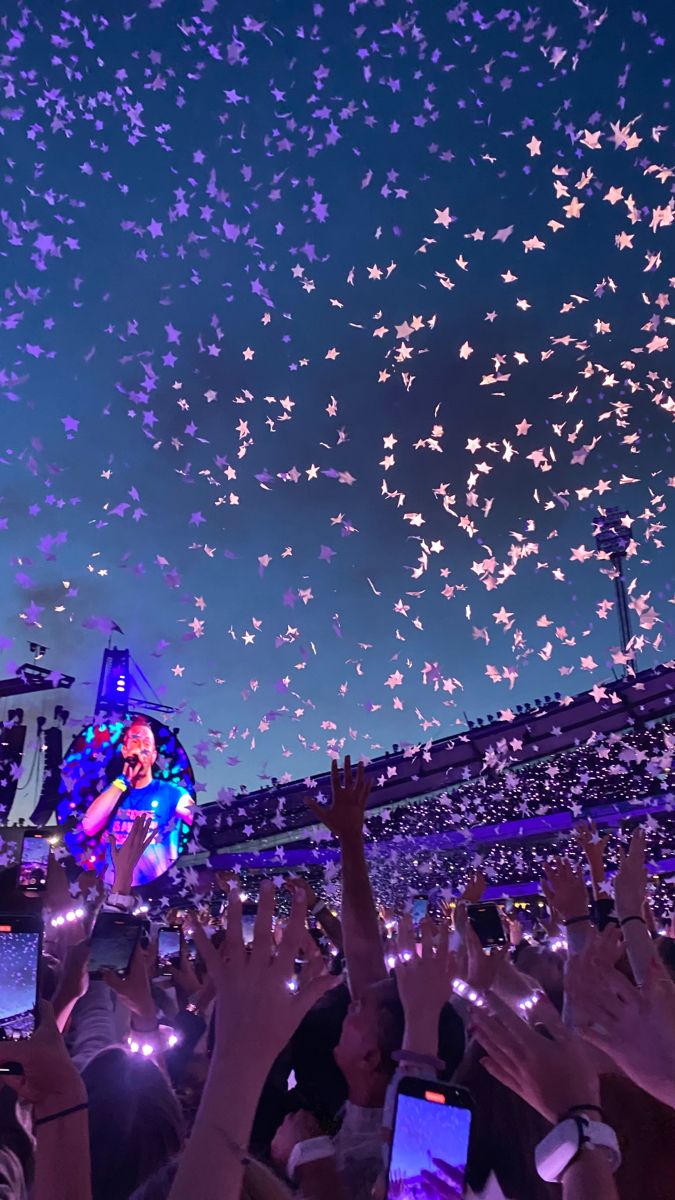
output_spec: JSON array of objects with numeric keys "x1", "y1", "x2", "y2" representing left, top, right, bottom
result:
[
  {"x1": 310, "y1": 899, "x2": 328, "y2": 917},
  {"x1": 107, "y1": 892, "x2": 136, "y2": 911},
  {"x1": 287, "y1": 1136, "x2": 335, "y2": 1181}
]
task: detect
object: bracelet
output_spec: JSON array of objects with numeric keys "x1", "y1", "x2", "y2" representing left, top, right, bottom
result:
[
  {"x1": 111, "y1": 776, "x2": 128, "y2": 793},
  {"x1": 287, "y1": 1136, "x2": 335, "y2": 1181},
  {"x1": 392, "y1": 1049, "x2": 444, "y2": 1072},
  {"x1": 563, "y1": 915, "x2": 592, "y2": 927},
  {"x1": 619, "y1": 915, "x2": 646, "y2": 928},
  {"x1": 34, "y1": 1101, "x2": 89, "y2": 1128},
  {"x1": 561, "y1": 1104, "x2": 604, "y2": 1121},
  {"x1": 310, "y1": 898, "x2": 328, "y2": 917}
]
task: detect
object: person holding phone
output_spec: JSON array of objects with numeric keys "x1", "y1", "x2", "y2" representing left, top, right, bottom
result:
[{"x1": 81, "y1": 717, "x2": 194, "y2": 887}]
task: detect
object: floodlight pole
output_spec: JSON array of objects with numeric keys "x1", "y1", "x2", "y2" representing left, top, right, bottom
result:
[{"x1": 593, "y1": 507, "x2": 636, "y2": 677}]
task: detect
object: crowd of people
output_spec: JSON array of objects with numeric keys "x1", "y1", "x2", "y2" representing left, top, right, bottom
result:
[{"x1": 1, "y1": 754, "x2": 674, "y2": 1199}]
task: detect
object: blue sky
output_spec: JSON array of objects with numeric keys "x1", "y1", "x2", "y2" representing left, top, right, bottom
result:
[{"x1": 1, "y1": 0, "x2": 673, "y2": 817}]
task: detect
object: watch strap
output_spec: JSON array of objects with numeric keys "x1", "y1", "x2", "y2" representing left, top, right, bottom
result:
[{"x1": 535, "y1": 1116, "x2": 620, "y2": 1183}]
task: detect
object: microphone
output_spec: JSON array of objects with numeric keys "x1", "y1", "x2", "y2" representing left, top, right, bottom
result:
[{"x1": 124, "y1": 754, "x2": 140, "y2": 768}]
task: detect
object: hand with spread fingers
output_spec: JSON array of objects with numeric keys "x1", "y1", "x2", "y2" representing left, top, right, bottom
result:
[
  {"x1": 541, "y1": 857, "x2": 589, "y2": 926},
  {"x1": 107, "y1": 813, "x2": 157, "y2": 894},
  {"x1": 169, "y1": 883, "x2": 339, "y2": 1200},
  {"x1": 574, "y1": 819, "x2": 610, "y2": 895},
  {"x1": 472, "y1": 990, "x2": 600, "y2": 1126},
  {"x1": 394, "y1": 915, "x2": 454, "y2": 1057},
  {"x1": 566, "y1": 941, "x2": 675, "y2": 1108},
  {"x1": 305, "y1": 755, "x2": 371, "y2": 846}
]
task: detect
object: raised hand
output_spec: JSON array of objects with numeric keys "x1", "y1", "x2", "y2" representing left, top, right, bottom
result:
[
  {"x1": 472, "y1": 991, "x2": 600, "y2": 1125},
  {"x1": 454, "y1": 903, "x2": 507, "y2": 995},
  {"x1": 574, "y1": 819, "x2": 610, "y2": 893},
  {"x1": 305, "y1": 755, "x2": 371, "y2": 845},
  {"x1": 0, "y1": 1000, "x2": 87, "y2": 1120},
  {"x1": 102, "y1": 943, "x2": 157, "y2": 1030},
  {"x1": 107, "y1": 813, "x2": 156, "y2": 893},
  {"x1": 190, "y1": 880, "x2": 338, "y2": 1076},
  {"x1": 283, "y1": 875, "x2": 319, "y2": 910},
  {"x1": 613, "y1": 826, "x2": 648, "y2": 921},
  {"x1": 567, "y1": 949, "x2": 675, "y2": 1109},
  {"x1": 394, "y1": 915, "x2": 453, "y2": 1056},
  {"x1": 459, "y1": 868, "x2": 486, "y2": 905},
  {"x1": 541, "y1": 857, "x2": 589, "y2": 924}
]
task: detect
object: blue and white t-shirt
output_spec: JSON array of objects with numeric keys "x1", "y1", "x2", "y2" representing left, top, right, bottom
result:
[{"x1": 107, "y1": 778, "x2": 192, "y2": 885}]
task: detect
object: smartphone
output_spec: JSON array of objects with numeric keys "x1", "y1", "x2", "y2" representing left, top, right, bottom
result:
[
  {"x1": 209, "y1": 893, "x2": 226, "y2": 919},
  {"x1": 0, "y1": 913, "x2": 43, "y2": 1047},
  {"x1": 88, "y1": 912, "x2": 143, "y2": 978},
  {"x1": 411, "y1": 896, "x2": 428, "y2": 927},
  {"x1": 387, "y1": 1077, "x2": 472, "y2": 1198},
  {"x1": 467, "y1": 903, "x2": 507, "y2": 949},
  {"x1": 158, "y1": 926, "x2": 181, "y2": 969},
  {"x1": 18, "y1": 832, "x2": 50, "y2": 893},
  {"x1": 241, "y1": 901, "x2": 257, "y2": 946}
]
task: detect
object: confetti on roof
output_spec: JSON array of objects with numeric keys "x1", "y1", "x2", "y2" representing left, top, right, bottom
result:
[{"x1": 0, "y1": 0, "x2": 674, "y2": 817}]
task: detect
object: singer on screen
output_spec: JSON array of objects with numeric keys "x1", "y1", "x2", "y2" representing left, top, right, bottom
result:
[{"x1": 82, "y1": 716, "x2": 194, "y2": 886}]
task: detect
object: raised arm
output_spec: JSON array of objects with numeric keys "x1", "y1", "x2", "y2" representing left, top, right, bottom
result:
[
  {"x1": 473, "y1": 993, "x2": 619, "y2": 1200},
  {"x1": 0, "y1": 1002, "x2": 92, "y2": 1200},
  {"x1": 574, "y1": 819, "x2": 611, "y2": 903},
  {"x1": 613, "y1": 826, "x2": 657, "y2": 986},
  {"x1": 306, "y1": 756, "x2": 387, "y2": 998},
  {"x1": 168, "y1": 884, "x2": 336, "y2": 1200}
]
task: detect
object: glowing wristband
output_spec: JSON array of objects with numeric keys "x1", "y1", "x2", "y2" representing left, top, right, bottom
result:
[
  {"x1": 127, "y1": 1026, "x2": 180, "y2": 1057},
  {"x1": 111, "y1": 777, "x2": 128, "y2": 793},
  {"x1": 50, "y1": 906, "x2": 85, "y2": 928}
]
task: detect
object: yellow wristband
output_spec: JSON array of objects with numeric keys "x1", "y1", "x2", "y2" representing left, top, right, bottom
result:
[{"x1": 111, "y1": 777, "x2": 128, "y2": 792}]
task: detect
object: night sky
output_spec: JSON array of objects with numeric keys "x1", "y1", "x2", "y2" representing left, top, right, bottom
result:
[{"x1": 1, "y1": 0, "x2": 674, "y2": 816}]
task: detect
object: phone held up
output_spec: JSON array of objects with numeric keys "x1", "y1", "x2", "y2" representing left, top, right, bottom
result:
[
  {"x1": 467, "y1": 902, "x2": 507, "y2": 950},
  {"x1": 0, "y1": 913, "x2": 43, "y2": 1068},
  {"x1": 18, "y1": 830, "x2": 50, "y2": 893},
  {"x1": 387, "y1": 1076, "x2": 472, "y2": 1199},
  {"x1": 157, "y1": 926, "x2": 182, "y2": 973},
  {"x1": 88, "y1": 911, "x2": 144, "y2": 980}
]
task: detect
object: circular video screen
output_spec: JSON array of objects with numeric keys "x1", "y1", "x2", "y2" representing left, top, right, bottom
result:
[{"x1": 56, "y1": 714, "x2": 195, "y2": 888}]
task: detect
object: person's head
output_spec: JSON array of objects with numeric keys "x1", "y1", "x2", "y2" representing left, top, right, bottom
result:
[
  {"x1": 334, "y1": 978, "x2": 404, "y2": 1105},
  {"x1": 122, "y1": 718, "x2": 157, "y2": 785},
  {"x1": 83, "y1": 1048, "x2": 184, "y2": 1200}
]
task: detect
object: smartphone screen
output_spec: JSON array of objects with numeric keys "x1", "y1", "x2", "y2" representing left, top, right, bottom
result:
[
  {"x1": 241, "y1": 915, "x2": 256, "y2": 946},
  {"x1": 467, "y1": 903, "x2": 507, "y2": 949},
  {"x1": 411, "y1": 896, "x2": 428, "y2": 927},
  {"x1": 387, "y1": 1079, "x2": 472, "y2": 1198},
  {"x1": 158, "y1": 927, "x2": 181, "y2": 963},
  {"x1": 18, "y1": 833, "x2": 50, "y2": 892},
  {"x1": 89, "y1": 912, "x2": 143, "y2": 977},
  {"x1": 0, "y1": 915, "x2": 43, "y2": 1041}
]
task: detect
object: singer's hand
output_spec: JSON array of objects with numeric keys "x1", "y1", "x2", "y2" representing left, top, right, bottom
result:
[{"x1": 122, "y1": 758, "x2": 145, "y2": 786}]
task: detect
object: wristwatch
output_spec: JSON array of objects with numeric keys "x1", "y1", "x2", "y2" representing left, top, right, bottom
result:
[
  {"x1": 287, "y1": 1136, "x2": 335, "y2": 1181},
  {"x1": 535, "y1": 1115, "x2": 621, "y2": 1182}
]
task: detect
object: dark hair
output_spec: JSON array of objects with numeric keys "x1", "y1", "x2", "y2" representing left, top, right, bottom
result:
[
  {"x1": 83, "y1": 1049, "x2": 184, "y2": 1200},
  {"x1": 455, "y1": 1041, "x2": 558, "y2": 1200}
]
